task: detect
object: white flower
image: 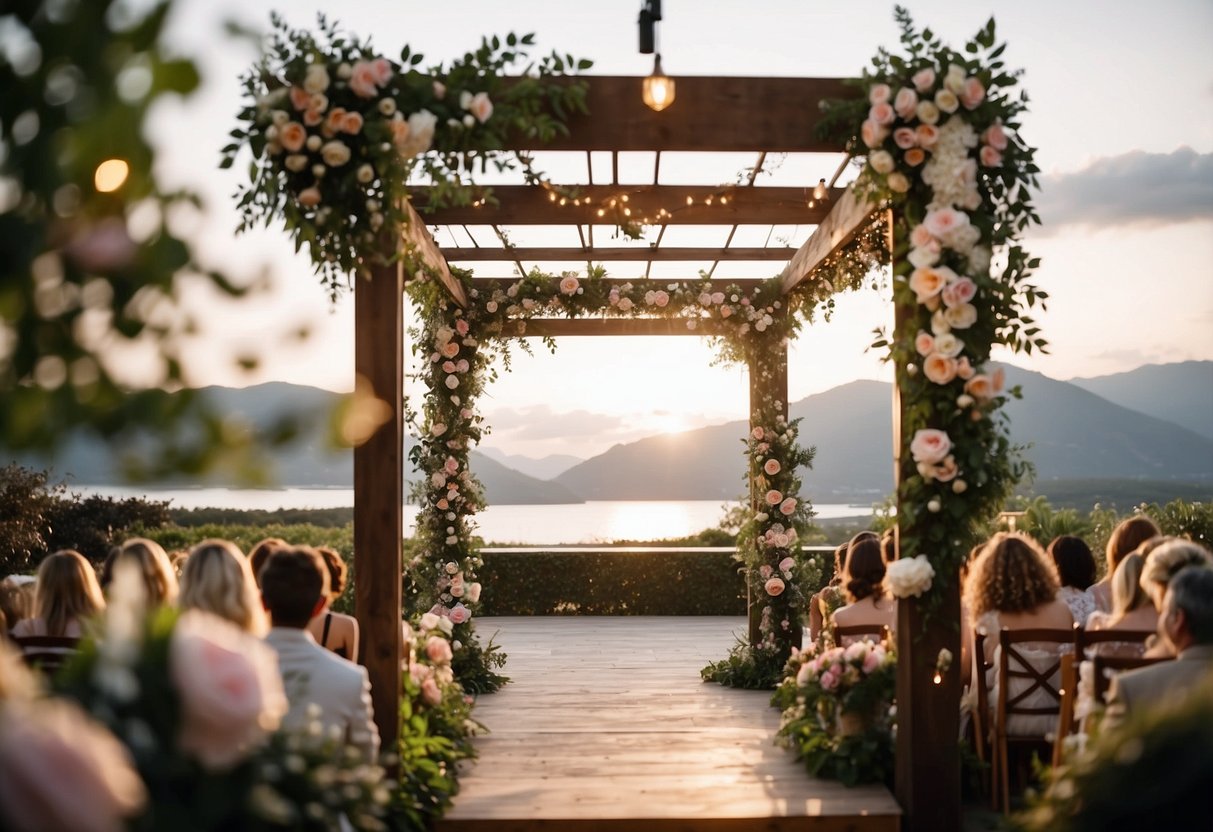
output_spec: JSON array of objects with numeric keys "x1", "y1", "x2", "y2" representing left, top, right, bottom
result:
[
  {"x1": 303, "y1": 64, "x2": 330, "y2": 94},
  {"x1": 869, "y1": 150, "x2": 895, "y2": 174},
  {"x1": 356, "y1": 164, "x2": 375, "y2": 184},
  {"x1": 305, "y1": 135, "x2": 322, "y2": 152},
  {"x1": 377, "y1": 98, "x2": 397, "y2": 116},
  {"x1": 885, "y1": 554, "x2": 936, "y2": 598},
  {"x1": 320, "y1": 141, "x2": 351, "y2": 167},
  {"x1": 401, "y1": 109, "x2": 437, "y2": 158}
]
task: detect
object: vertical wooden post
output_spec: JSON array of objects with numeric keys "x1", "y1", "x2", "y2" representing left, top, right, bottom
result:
[
  {"x1": 746, "y1": 352, "x2": 763, "y2": 645},
  {"x1": 891, "y1": 209, "x2": 962, "y2": 832},
  {"x1": 354, "y1": 260, "x2": 403, "y2": 752}
]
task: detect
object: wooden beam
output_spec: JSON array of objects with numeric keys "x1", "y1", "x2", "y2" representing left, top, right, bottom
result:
[
  {"x1": 414, "y1": 186, "x2": 841, "y2": 227},
  {"x1": 499, "y1": 76, "x2": 852, "y2": 152},
  {"x1": 779, "y1": 187, "x2": 880, "y2": 293},
  {"x1": 497, "y1": 318, "x2": 728, "y2": 337},
  {"x1": 353, "y1": 260, "x2": 404, "y2": 754},
  {"x1": 445, "y1": 247, "x2": 796, "y2": 263},
  {"x1": 469, "y1": 277, "x2": 772, "y2": 296},
  {"x1": 401, "y1": 199, "x2": 465, "y2": 306}
]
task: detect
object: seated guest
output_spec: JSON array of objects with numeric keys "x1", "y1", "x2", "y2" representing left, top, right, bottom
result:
[
  {"x1": 1104, "y1": 566, "x2": 1213, "y2": 731},
  {"x1": 808, "y1": 542, "x2": 848, "y2": 643},
  {"x1": 1048, "y1": 535, "x2": 1097, "y2": 626},
  {"x1": 260, "y1": 547, "x2": 378, "y2": 761},
  {"x1": 1090, "y1": 516, "x2": 1160, "y2": 613},
  {"x1": 1086, "y1": 553, "x2": 1158, "y2": 657},
  {"x1": 1140, "y1": 538, "x2": 1213, "y2": 611},
  {"x1": 111, "y1": 538, "x2": 179, "y2": 608},
  {"x1": 831, "y1": 534, "x2": 896, "y2": 643},
  {"x1": 12, "y1": 550, "x2": 105, "y2": 639},
  {"x1": 963, "y1": 532, "x2": 1073, "y2": 735},
  {"x1": 249, "y1": 537, "x2": 289, "y2": 587},
  {"x1": 306, "y1": 547, "x2": 359, "y2": 661},
  {"x1": 0, "y1": 578, "x2": 32, "y2": 636},
  {"x1": 179, "y1": 539, "x2": 266, "y2": 635}
]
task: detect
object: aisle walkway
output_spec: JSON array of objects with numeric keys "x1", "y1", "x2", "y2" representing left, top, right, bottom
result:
[{"x1": 437, "y1": 617, "x2": 900, "y2": 831}]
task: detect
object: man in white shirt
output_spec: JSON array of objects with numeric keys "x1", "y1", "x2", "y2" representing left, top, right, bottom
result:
[{"x1": 260, "y1": 546, "x2": 379, "y2": 761}]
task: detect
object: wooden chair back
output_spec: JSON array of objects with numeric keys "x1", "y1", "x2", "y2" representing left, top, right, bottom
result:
[
  {"x1": 831, "y1": 623, "x2": 889, "y2": 646},
  {"x1": 1092, "y1": 654, "x2": 1172, "y2": 703},
  {"x1": 1076, "y1": 627, "x2": 1155, "y2": 658},
  {"x1": 13, "y1": 635, "x2": 80, "y2": 676}
]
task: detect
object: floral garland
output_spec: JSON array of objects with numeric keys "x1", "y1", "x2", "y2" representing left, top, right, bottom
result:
[
  {"x1": 824, "y1": 7, "x2": 1043, "y2": 618},
  {"x1": 225, "y1": 15, "x2": 591, "y2": 296},
  {"x1": 406, "y1": 267, "x2": 838, "y2": 687}
]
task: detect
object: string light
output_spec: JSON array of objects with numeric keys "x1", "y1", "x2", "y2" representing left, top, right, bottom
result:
[
  {"x1": 813, "y1": 178, "x2": 828, "y2": 201},
  {"x1": 94, "y1": 159, "x2": 129, "y2": 193},
  {"x1": 933, "y1": 672, "x2": 942, "y2": 685}
]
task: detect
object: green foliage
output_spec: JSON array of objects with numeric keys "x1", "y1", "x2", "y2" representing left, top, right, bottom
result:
[
  {"x1": 169, "y1": 506, "x2": 354, "y2": 528},
  {"x1": 0, "y1": 464, "x2": 63, "y2": 574},
  {"x1": 448, "y1": 631, "x2": 508, "y2": 695},
  {"x1": 700, "y1": 637, "x2": 787, "y2": 690},
  {"x1": 477, "y1": 550, "x2": 747, "y2": 616}
]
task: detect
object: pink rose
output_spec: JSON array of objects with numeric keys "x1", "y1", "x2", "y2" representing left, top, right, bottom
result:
[
  {"x1": 862, "y1": 651, "x2": 881, "y2": 674},
  {"x1": 420, "y1": 677, "x2": 442, "y2": 706},
  {"x1": 559, "y1": 275, "x2": 580, "y2": 295},
  {"x1": 349, "y1": 61, "x2": 380, "y2": 98},
  {"x1": 444, "y1": 457, "x2": 460, "y2": 475},
  {"x1": 654, "y1": 290, "x2": 670, "y2": 307},
  {"x1": 965, "y1": 374, "x2": 995, "y2": 400},
  {"x1": 454, "y1": 319, "x2": 470, "y2": 337},
  {"x1": 910, "y1": 428, "x2": 952, "y2": 464},
  {"x1": 341, "y1": 111, "x2": 364, "y2": 134},
  {"x1": 764, "y1": 577, "x2": 786, "y2": 597},
  {"x1": 933, "y1": 455, "x2": 959, "y2": 483},
  {"x1": 868, "y1": 83, "x2": 892, "y2": 104},
  {"x1": 893, "y1": 127, "x2": 917, "y2": 149},
  {"x1": 289, "y1": 86, "x2": 311, "y2": 111},
  {"x1": 751, "y1": 427, "x2": 765, "y2": 441},
  {"x1": 456, "y1": 358, "x2": 469, "y2": 373},
  {"x1": 467, "y1": 582, "x2": 482, "y2": 603},
  {"x1": 779, "y1": 497, "x2": 797, "y2": 516},
  {"x1": 924, "y1": 207, "x2": 966, "y2": 239},
  {"x1": 432, "y1": 80, "x2": 447, "y2": 99},
  {"x1": 941, "y1": 277, "x2": 977, "y2": 308},
  {"x1": 442, "y1": 361, "x2": 456, "y2": 374},
  {"x1": 711, "y1": 291, "x2": 726, "y2": 304},
  {"x1": 370, "y1": 58, "x2": 393, "y2": 85},
  {"x1": 323, "y1": 106, "x2": 347, "y2": 136},
  {"x1": 960, "y1": 77, "x2": 985, "y2": 110},
  {"x1": 983, "y1": 123, "x2": 1008, "y2": 151},
  {"x1": 956, "y1": 356, "x2": 976, "y2": 381},
  {"x1": 909, "y1": 266, "x2": 953, "y2": 303},
  {"x1": 820, "y1": 670, "x2": 839, "y2": 690},
  {"x1": 765, "y1": 489, "x2": 783, "y2": 505},
  {"x1": 170, "y1": 611, "x2": 287, "y2": 770},
  {"x1": 763, "y1": 458, "x2": 782, "y2": 476},
  {"x1": 297, "y1": 187, "x2": 321, "y2": 208},
  {"x1": 912, "y1": 67, "x2": 936, "y2": 93},
  {"x1": 424, "y1": 635, "x2": 453, "y2": 665},
  {"x1": 923, "y1": 353, "x2": 958, "y2": 385},
  {"x1": 448, "y1": 603, "x2": 471, "y2": 624},
  {"x1": 980, "y1": 145, "x2": 1003, "y2": 167},
  {"x1": 869, "y1": 101, "x2": 895, "y2": 127},
  {"x1": 914, "y1": 124, "x2": 939, "y2": 148},
  {"x1": 779, "y1": 557, "x2": 796, "y2": 573},
  {"x1": 278, "y1": 122, "x2": 306, "y2": 152},
  {"x1": 861, "y1": 118, "x2": 889, "y2": 149},
  {"x1": 469, "y1": 91, "x2": 494, "y2": 123},
  {"x1": 893, "y1": 87, "x2": 918, "y2": 119},
  {"x1": 760, "y1": 564, "x2": 773, "y2": 579},
  {"x1": 915, "y1": 330, "x2": 936, "y2": 357}
]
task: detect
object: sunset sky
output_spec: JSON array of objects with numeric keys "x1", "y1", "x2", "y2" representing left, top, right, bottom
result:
[{"x1": 147, "y1": 0, "x2": 1212, "y2": 460}]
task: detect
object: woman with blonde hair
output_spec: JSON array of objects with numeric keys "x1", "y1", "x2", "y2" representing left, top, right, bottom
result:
[
  {"x1": 1084, "y1": 551, "x2": 1159, "y2": 657},
  {"x1": 305, "y1": 547, "x2": 359, "y2": 660},
  {"x1": 112, "y1": 538, "x2": 179, "y2": 608},
  {"x1": 1089, "y1": 515, "x2": 1160, "y2": 613},
  {"x1": 12, "y1": 551, "x2": 105, "y2": 638},
  {"x1": 1140, "y1": 538, "x2": 1213, "y2": 612},
  {"x1": 178, "y1": 539, "x2": 266, "y2": 635}
]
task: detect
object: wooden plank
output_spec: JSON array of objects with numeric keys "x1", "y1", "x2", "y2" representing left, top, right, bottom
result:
[
  {"x1": 779, "y1": 187, "x2": 880, "y2": 293},
  {"x1": 445, "y1": 246, "x2": 796, "y2": 263},
  {"x1": 415, "y1": 185, "x2": 840, "y2": 227},
  {"x1": 498, "y1": 76, "x2": 853, "y2": 152},
  {"x1": 400, "y1": 199, "x2": 465, "y2": 306},
  {"x1": 469, "y1": 278, "x2": 771, "y2": 297},
  {"x1": 352, "y1": 261, "x2": 403, "y2": 752},
  {"x1": 497, "y1": 318, "x2": 728, "y2": 338}
]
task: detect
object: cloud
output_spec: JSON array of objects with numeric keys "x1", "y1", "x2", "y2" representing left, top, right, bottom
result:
[
  {"x1": 1033, "y1": 147, "x2": 1213, "y2": 234},
  {"x1": 487, "y1": 405, "x2": 625, "y2": 439}
]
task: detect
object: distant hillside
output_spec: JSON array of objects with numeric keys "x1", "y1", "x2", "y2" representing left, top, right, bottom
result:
[
  {"x1": 555, "y1": 365, "x2": 1213, "y2": 501},
  {"x1": 479, "y1": 448, "x2": 583, "y2": 480},
  {"x1": 1070, "y1": 361, "x2": 1213, "y2": 440},
  {"x1": 18, "y1": 383, "x2": 584, "y2": 506}
]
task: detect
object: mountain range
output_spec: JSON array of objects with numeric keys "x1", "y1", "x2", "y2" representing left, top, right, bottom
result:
[{"x1": 12, "y1": 362, "x2": 1211, "y2": 506}]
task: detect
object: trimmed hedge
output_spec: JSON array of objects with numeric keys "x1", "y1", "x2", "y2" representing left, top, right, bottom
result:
[{"x1": 475, "y1": 549, "x2": 748, "y2": 616}]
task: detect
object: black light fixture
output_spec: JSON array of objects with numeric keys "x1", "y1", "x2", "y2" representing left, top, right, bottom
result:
[{"x1": 639, "y1": 1, "x2": 674, "y2": 111}]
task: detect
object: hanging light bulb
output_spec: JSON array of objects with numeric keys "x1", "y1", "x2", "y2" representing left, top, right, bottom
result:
[
  {"x1": 813, "y1": 178, "x2": 828, "y2": 201},
  {"x1": 643, "y1": 54, "x2": 675, "y2": 112}
]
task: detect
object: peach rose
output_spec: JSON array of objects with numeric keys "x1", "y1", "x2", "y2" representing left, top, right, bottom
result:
[
  {"x1": 861, "y1": 118, "x2": 889, "y2": 149},
  {"x1": 914, "y1": 124, "x2": 940, "y2": 149},
  {"x1": 289, "y1": 86, "x2": 311, "y2": 111},
  {"x1": 868, "y1": 83, "x2": 892, "y2": 104},
  {"x1": 349, "y1": 61, "x2": 380, "y2": 98},
  {"x1": 779, "y1": 497, "x2": 797, "y2": 516},
  {"x1": 980, "y1": 146, "x2": 1003, "y2": 167},
  {"x1": 0, "y1": 699, "x2": 147, "y2": 832},
  {"x1": 893, "y1": 87, "x2": 918, "y2": 120},
  {"x1": 869, "y1": 101, "x2": 895, "y2": 126},
  {"x1": 910, "y1": 428, "x2": 952, "y2": 464},
  {"x1": 992, "y1": 366, "x2": 1006, "y2": 393},
  {"x1": 370, "y1": 58, "x2": 393, "y2": 85},
  {"x1": 915, "y1": 330, "x2": 936, "y2": 357},
  {"x1": 909, "y1": 265, "x2": 954, "y2": 303},
  {"x1": 443, "y1": 457, "x2": 460, "y2": 475},
  {"x1": 904, "y1": 147, "x2": 926, "y2": 167},
  {"x1": 303, "y1": 108, "x2": 323, "y2": 127},
  {"x1": 983, "y1": 122, "x2": 1008, "y2": 151},
  {"x1": 441, "y1": 341, "x2": 460, "y2": 359},
  {"x1": 278, "y1": 122, "x2": 306, "y2": 152},
  {"x1": 559, "y1": 275, "x2": 580, "y2": 295},
  {"x1": 960, "y1": 77, "x2": 985, "y2": 109},
  {"x1": 924, "y1": 353, "x2": 958, "y2": 384},
  {"x1": 170, "y1": 611, "x2": 287, "y2": 770},
  {"x1": 933, "y1": 455, "x2": 959, "y2": 483},
  {"x1": 389, "y1": 116, "x2": 411, "y2": 151},
  {"x1": 763, "y1": 458, "x2": 782, "y2": 476},
  {"x1": 420, "y1": 677, "x2": 442, "y2": 706},
  {"x1": 956, "y1": 356, "x2": 976, "y2": 381},
  {"x1": 425, "y1": 636, "x2": 453, "y2": 665},
  {"x1": 341, "y1": 111, "x2": 364, "y2": 134},
  {"x1": 764, "y1": 577, "x2": 786, "y2": 597},
  {"x1": 965, "y1": 374, "x2": 995, "y2": 400},
  {"x1": 297, "y1": 187, "x2": 321, "y2": 207},
  {"x1": 893, "y1": 127, "x2": 917, "y2": 149},
  {"x1": 909, "y1": 224, "x2": 936, "y2": 249},
  {"x1": 469, "y1": 92, "x2": 494, "y2": 123},
  {"x1": 752, "y1": 427, "x2": 765, "y2": 440},
  {"x1": 765, "y1": 489, "x2": 783, "y2": 505},
  {"x1": 945, "y1": 303, "x2": 977, "y2": 329},
  {"x1": 912, "y1": 67, "x2": 936, "y2": 93},
  {"x1": 924, "y1": 207, "x2": 966, "y2": 239},
  {"x1": 654, "y1": 290, "x2": 670, "y2": 307}
]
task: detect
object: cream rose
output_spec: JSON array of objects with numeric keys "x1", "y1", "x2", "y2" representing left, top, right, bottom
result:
[
  {"x1": 284, "y1": 154, "x2": 308, "y2": 173},
  {"x1": 934, "y1": 89, "x2": 959, "y2": 113},
  {"x1": 297, "y1": 187, "x2": 321, "y2": 207},
  {"x1": 467, "y1": 582, "x2": 482, "y2": 603},
  {"x1": 469, "y1": 92, "x2": 494, "y2": 123},
  {"x1": 403, "y1": 109, "x2": 437, "y2": 156},
  {"x1": 923, "y1": 353, "x2": 958, "y2": 384},
  {"x1": 320, "y1": 140, "x2": 350, "y2": 167},
  {"x1": 885, "y1": 554, "x2": 936, "y2": 599},
  {"x1": 944, "y1": 303, "x2": 977, "y2": 329},
  {"x1": 909, "y1": 428, "x2": 952, "y2": 464},
  {"x1": 915, "y1": 100, "x2": 940, "y2": 125},
  {"x1": 303, "y1": 64, "x2": 330, "y2": 94},
  {"x1": 869, "y1": 150, "x2": 896, "y2": 174},
  {"x1": 933, "y1": 332, "x2": 964, "y2": 358},
  {"x1": 887, "y1": 172, "x2": 910, "y2": 193},
  {"x1": 357, "y1": 163, "x2": 375, "y2": 184}
]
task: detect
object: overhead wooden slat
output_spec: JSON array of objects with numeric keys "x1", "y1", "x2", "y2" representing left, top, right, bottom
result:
[
  {"x1": 415, "y1": 186, "x2": 841, "y2": 227},
  {"x1": 445, "y1": 246, "x2": 796, "y2": 263},
  {"x1": 497, "y1": 318, "x2": 729, "y2": 337},
  {"x1": 779, "y1": 187, "x2": 880, "y2": 293},
  {"x1": 401, "y1": 199, "x2": 464, "y2": 306},
  {"x1": 499, "y1": 76, "x2": 853, "y2": 152},
  {"x1": 469, "y1": 277, "x2": 772, "y2": 296}
]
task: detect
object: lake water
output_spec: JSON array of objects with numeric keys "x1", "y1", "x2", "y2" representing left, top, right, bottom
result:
[{"x1": 76, "y1": 487, "x2": 874, "y2": 545}]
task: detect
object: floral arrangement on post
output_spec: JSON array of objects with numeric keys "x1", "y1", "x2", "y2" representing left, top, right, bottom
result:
[
  {"x1": 773, "y1": 638, "x2": 898, "y2": 786},
  {"x1": 823, "y1": 7, "x2": 1043, "y2": 620},
  {"x1": 225, "y1": 15, "x2": 591, "y2": 295}
]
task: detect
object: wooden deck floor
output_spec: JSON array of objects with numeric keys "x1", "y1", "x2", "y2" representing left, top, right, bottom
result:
[{"x1": 437, "y1": 617, "x2": 900, "y2": 832}]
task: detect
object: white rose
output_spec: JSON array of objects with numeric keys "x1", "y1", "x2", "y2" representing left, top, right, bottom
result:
[
  {"x1": 944, "y1": 64, "x2": 967, "y2": 94},
  {"x1": 933, "y1": 332, "x2": 964, "y2": 358},
  {"x1": 887, "y1": 172, "x2": 910, "y2": 193},
  {"x1": 320, "y1": 140, "x2": 351, "y2": 167},
  {"x1": 869, "y1": 150, "x2": 895, "y2": 174},
  {"x1": 402, "y1": 109, "x2": 437, "y2": 157},
  {"x1": 305, "y1": 134, "x2": 322, "y2": 152},
  {"x1": 357, "y1": 164, "x2": 375, "y2": 184},
  {"x1": 303, "y1": 64, "x2": 330, "y2": 94},
  {"x1": 944, "y1": 303, "x2": 977, "y2": 330},
  {"x1": 935, "y1": 89, "x2": 959, "y2": 114},
  {"x1": 886, "y1": 554, "x2": 936, "y2": 598},
  {"x1": 284, "y1": 154, "x2": 308, "y2": 172},
  {"x1": 378, "y1": 98, "x2": 397, "y2": 116},
  {"x1": 915, "y1": 101, "x2": 940, "y2": 125}
]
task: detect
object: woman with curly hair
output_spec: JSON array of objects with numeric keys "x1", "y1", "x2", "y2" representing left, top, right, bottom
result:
[
  {"x1": 831, "y1": 534, "x2": 896, "y2": 644},
  {"x1": 963, "y1": 532, "x2": 1072, "y2": 735},
  {"x1": 1089, "y1": 515, "x2": 1160, "y2": 613},
  {"x1": 178, "y1": 539, "x2": 267, "y2": 635}
]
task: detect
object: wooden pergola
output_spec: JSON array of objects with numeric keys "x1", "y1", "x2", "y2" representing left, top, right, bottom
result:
[{"x1": 354, "y1": 75, "x2": 961, "y2": 832}]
